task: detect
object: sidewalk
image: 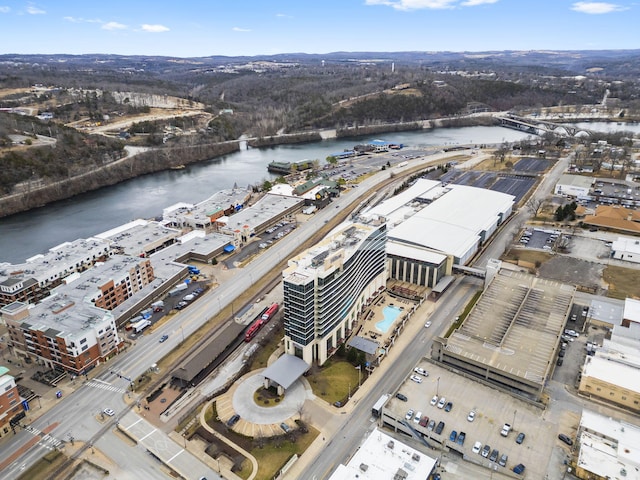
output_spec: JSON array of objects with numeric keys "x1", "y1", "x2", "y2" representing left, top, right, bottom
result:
[{"x1": 283, "y1": 294, "x2": 442, "y2": 479}]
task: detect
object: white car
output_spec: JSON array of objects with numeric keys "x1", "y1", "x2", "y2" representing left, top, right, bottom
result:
[
  {"x1": 103, "y1": 408, "x2": 115, "y2": 416},
  {"x1": 405, "y1": 409, "x2": 415, "y2": 421},
  {"x1": 414, "y1": 367, "x2": 429, "y2": 377},
  {"x1": 430, "y1": 395, "x2": 438, "y2": 406},
  {"x1": 467, "y1": 410, "x2": 476, "y2": 422},
  {"x1": 424, "y1": 321, "x2": 432, "y2": 328},
  {"x1": 437, "y1": 397, "x2": 446, "y2": 409},
  {"x1": 413, "y1": 411, "x2": 423, "y2": 424},
  {"x1": 410, "y1": 374, "x2": 423, "y2": 384},
  {"x1": 472, "y1": 441, "x2": 482, "y2": 454}
]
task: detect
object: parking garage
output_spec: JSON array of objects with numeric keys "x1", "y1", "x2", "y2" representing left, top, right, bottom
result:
[{"x1": 431, "y1": 269, "x2": 575, "y2": 401}]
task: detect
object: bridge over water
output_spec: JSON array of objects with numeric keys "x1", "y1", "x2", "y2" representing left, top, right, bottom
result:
[{"x1": 496, "y1": 114, "x2": 597, "y2": 137}]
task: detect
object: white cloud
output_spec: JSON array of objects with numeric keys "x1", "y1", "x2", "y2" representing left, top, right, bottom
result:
[
  {"x1": 365, "y1": 0, "x2": 457, "y2": 9},
  {"x1": 276, "y1": 13, "x2": 293, "y2": 18},
  {"x1": 64, "y1": 16, "x2": 102, "y2": 23},
  {"x1": 0, "y1": 6, "x2": 11, "y2": 13},
  {"x1": 461, "y1": 0, "x2": 498, "y2": 5},
  {"x1": 571, "y1": 2, "x2": 626, "y2": 14},
  {"x1": 27, "y1": 5, "x2": 45, "y2": 14},
  {"x1": 102, "y1": 21, "x2": 127, "y2": 31},
  {"x1": 141, "y1": 24, "x2": 169, "y2": 33},
  {"x1": 232, "y1": 26, "x2": 251, "y2": 32}
]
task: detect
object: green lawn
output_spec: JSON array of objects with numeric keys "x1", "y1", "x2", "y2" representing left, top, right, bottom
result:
[
  {"x1": 251, "y1": 427, "x2": 319, "y2": 480},
  {"x1": 307, "y1": 359, "x2": 360, "y2": 404}
]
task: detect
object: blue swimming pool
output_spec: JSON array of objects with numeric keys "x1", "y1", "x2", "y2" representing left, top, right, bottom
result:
[{"x1": 375, "y1": 305, "x2": 403, "y2": 333}]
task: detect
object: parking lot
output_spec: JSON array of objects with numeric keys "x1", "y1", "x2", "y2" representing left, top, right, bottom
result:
[
  {"x1": 513, "y1": 157, "x2": 550, "y2": 172},
  {"x1": 384, "y1": 360, "x2": 560, "y2": 479},
  {"x1": 439, "y1": 170, "x2": 536, "y2": 203}
]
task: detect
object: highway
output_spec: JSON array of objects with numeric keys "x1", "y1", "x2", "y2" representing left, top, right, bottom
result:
[{"x1": 0, "y1": 148, "x2": 462, "y2": 478}]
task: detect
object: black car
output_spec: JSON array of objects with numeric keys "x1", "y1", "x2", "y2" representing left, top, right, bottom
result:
[
  {"x1": 558, "y1": 433, "x2": 573, "y2": 446},
  {"x1": 456, "y1": 431, "x2": 466, "y2": 446},
  {"x1": 489, "y1": 449, "x2": 499, "y2": 462},
  {"x1": 516, "y1": 432, "x2": 525, "y2": 444},
  {"x1": 513, "y1": 463, "x2": 526, "y2": 474},
  {"x1": 226, "y1": 414, "x2": 240, "y2": 427},
  {"x1": 444, "y1": 401, "x2": 453, "y2": 412},
  {"x1": 395, "y1": 393, "x2": 408, "y2": 402},
  {"x1": 435, "y1": 421, "x2": 445, "y2": 435},
  {"x1": 557, "y1": 357, "x2": 564, "y2": 366}
]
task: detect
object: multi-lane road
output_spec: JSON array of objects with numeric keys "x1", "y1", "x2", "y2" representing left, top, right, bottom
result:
[{"x1": 0, "y1": 148, "x2": 464, "y2": 478}]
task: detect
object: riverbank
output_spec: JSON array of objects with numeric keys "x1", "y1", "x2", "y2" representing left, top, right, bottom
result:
[
  {"x1": 0, "y1": 116, "x2": 500, "y2": 218},
  {"x1": 0, "y1": 141, "x2": 240, "y2": 218}
]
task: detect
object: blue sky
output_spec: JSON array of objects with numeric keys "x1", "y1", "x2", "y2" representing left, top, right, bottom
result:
[{"x1": 1, "y1": 1, "x2": 637, "y2": 57}]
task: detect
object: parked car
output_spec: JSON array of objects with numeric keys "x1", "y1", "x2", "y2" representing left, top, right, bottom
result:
[
  {"x1": 489, "y1": 449, "x2": 499, "y2": 462},
  {"x1": 414, "y1": 367, "x2": 429, "y2": 376},
  {"x1": 395, "y1": 393, "x2": 408, "y2": 402},
  {"x1": 516, "y1": 432, "x2": 526, "y2": 444},
  {"x1": 430, "y1": 395, "x2": 438, "y2": 406},
  {"x1": 410, "y1": 374, "x2": 423, "y2": 384},
  {"x1": 499, "y1": 453, "x2": 508, "y2": 467},
  {"x1": 449, "y1": 430, "x2": 458, "y2": 442},
  {"x1": 472, "y1": 441, "x2": 482, "y2": 454},
  {"x1": 405, "y1": 409, "x2": 415, "y2": 421},
  {"x1": 513, "y1": 464, "x2": 526, "y2": 474},
  {"x1": 424, "y1": 321, "x2": 432, "y2": 328},
  {"x1": 444, "y1": 401, "x2": 453, "y2": 412},
  {"x1": 437, "y1": 397, "x2": 446, "y2": 409},
  {"x1": 557, "y1": 357, "x2": 564, "y2": 366},
  {"x1": 501, "y1": 423, "x2": 512, "y2": 437},
  {"x1": 280, "y1": 422, "x2": 291, "y2": 433},
  {"x1": 558, "y1": 350, "x2": 565, "y2": 357},
  {"x1": 419, "y1": 415, "x2": 429, "y2": 427},
  {"x1": 456, "y1": 432, "x2": 466, "y2": 446},
  {"x1": 103, "y1": 408, "x2": 115, "y2": 416},
  {"x1": 481, "y1": 444, "x2": 491, "y2": 458},
  {"x1": 159, "y1": 334, "x2": 169, "y2": 343},
  {"x1": 558, "y1": 433, "x2": 573, "y2": 446},
  {"x1": 467, "y1": 410, "x2": 476, "y2": 422},
  {"x1": 226, "y1": 414, "x2": 240, "y2": 427},
  {"x1": 413, "y1": 411, "x2": 423, "y2": 424},
  {"x1": 427, "y1": 419, "x2": 436, "y2": 431},
  {"x1": 435, "y1": 421, "x2": 445, "y2": 435}
]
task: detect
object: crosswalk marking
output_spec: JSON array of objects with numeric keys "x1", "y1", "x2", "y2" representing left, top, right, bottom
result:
[
  {"x1": 23, "y1": 425, "x2": 63, "y2": 449},
  {"x1": 86, "y1": 379, "x2": 127, "y2": 393}
]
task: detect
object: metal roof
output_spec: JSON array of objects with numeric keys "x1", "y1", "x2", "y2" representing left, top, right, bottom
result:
[{"x1": 262, "y1": 354, "x2": 309, "y2": 390}]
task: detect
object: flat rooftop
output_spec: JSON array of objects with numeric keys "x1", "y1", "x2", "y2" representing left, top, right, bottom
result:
[
  {"x1": 329, "y1": 427, "x2": 435, "y2": 480},
  {"x1": 95, "y1": 219, "x2": 181, "y2": 256},
  {"x1": 283, "y1": 220, "x2": 384, "y2": 285},
  {"x1": 220, "y1": 193, "x2": 303, "y2": 232},
  {"x1": 578, "y1": 410, "x2": 640, "y2": 480},
  {"x1": 162, "y1": 188, "x2": 251, "y2": 227},
  {"x1": 582, "y1": 354, "x2": 640, "y2": 394},
  {"x1": 0, "y1": 237, "x2": 111, "y2": 286},
  {"x1": 556, "y1": 173, "x2": 594, "y2": 189},
  {"x1": 445, "y1": 269, "x2": 574, "y2": 387},
  {"x1": 21, "y1": 291, "x2": 113, "y2": 341}
]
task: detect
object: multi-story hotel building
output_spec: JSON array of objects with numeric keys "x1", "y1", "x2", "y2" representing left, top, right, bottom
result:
[{"x1": 283, "y1": 219, "x2": 387, "y2": 366}]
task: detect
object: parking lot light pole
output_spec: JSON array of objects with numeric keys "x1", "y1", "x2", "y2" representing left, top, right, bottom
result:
[
  {"x1": 513, "y1": 409, "x2": 517, "y2": 429},
  {"x1": 437, "y1": 377, "x2": 440, "y2": 397}
]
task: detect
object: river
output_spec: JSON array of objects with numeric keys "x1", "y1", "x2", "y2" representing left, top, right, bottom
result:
[{"x1": 0, "y1": 125, "x2": 563, "y2": 264}]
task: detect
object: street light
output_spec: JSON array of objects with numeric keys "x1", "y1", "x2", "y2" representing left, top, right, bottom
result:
[
  {"x1": 437, "y1": 377, "x2": 440, "y2": 397},
  {"x1": 513, "y1": 409, "x2": 517, "y2": 429}
]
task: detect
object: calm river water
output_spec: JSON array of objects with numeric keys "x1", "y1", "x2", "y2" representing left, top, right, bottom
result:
[{"x1": 1, "y1": 122, "x2": 629, "y2": 264}]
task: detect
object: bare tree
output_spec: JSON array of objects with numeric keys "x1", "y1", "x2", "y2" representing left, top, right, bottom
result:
[{"x1": 526, "y1": 197, "x2": 545, "y2": 217}]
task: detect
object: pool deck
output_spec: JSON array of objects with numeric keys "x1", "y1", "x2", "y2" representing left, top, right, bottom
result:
[{"x1": 358, "y1": 293, "x2": 417, "y2": 351}]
